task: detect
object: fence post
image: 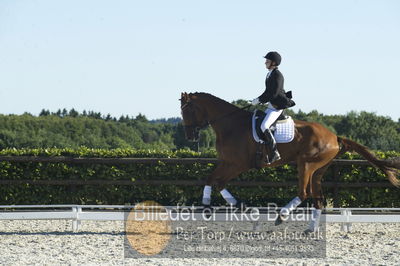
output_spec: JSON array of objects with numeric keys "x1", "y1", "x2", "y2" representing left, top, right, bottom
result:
[
  {"x1": 72, "y1": 206, "x2": 82, "y2": 232},
  {"x1": 340, "y1": 209, "x2": 352, "y2": 232}
]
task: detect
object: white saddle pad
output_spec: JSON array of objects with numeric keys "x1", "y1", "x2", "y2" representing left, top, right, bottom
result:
[{"x1": 252, "y1": 112, "x2": 295, "y2": 144}]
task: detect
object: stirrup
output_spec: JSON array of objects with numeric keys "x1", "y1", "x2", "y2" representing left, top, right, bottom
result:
[{"x1": 267, "y1": 150, "x2": 281, "y2": 164}]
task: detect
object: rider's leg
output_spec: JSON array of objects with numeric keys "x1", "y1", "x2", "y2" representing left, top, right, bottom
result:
[
  {"x1": 260, "y1": 104, "x2": 283, "y2": 132},
  {"x1": 261, "y1": 105, "x2": 283, "y2": 163},
  {"x1": 263, "y1": 129, "x2": 280, "y2": 162}
]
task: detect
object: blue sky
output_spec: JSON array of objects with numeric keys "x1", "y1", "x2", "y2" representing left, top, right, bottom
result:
[{"x1": 1, "y1": 0, "x2": 399, "y2": 120}]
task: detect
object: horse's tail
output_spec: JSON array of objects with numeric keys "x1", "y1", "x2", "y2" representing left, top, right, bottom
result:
[{"x1": 338, "y1": 137, "x2": 400, "y2": 187}]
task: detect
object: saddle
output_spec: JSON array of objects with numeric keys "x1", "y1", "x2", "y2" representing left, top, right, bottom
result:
[
  {"x1": 254, "y1": 110, "x2": 285, "y2": 140},
  {"x1": 252, "y1": 110, "x2": 295, "y2": 143},
  {"x1": 252, "y1": 110, "x2": 295, "y2": 168}
]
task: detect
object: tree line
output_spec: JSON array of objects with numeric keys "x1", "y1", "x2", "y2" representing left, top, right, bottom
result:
[{"x1": 0, "y1": 103, "x2": 399, "y2": 151}]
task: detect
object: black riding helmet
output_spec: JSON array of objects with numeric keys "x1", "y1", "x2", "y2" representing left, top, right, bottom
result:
[{"x1": 264, "y1": 51, "x2": 281, "y2": 66}]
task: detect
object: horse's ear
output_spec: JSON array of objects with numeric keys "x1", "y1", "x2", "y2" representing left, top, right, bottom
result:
[
  {"x1": 182, "y1": 92, "x2": 191, "y2": 102},
  {"x1": 180, "y1": 92, "x2": 190, "y2": 102}
]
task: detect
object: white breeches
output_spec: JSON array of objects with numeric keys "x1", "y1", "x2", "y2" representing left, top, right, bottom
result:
[{"x1": 260, "y1": 104, "x2": 283, "y2": 132}]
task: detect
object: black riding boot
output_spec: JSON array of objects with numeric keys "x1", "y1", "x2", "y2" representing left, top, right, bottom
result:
[{"x1": 263, "y1": 129, "x2": 281, "y2": 164}]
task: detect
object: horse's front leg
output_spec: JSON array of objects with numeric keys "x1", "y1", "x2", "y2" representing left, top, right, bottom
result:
[
  {"x1": 201, "y1": 164, "x2": 223, "y2": 207},
  {"x1": 201, "y1": 162, "x2": 242, "y2": 208}
]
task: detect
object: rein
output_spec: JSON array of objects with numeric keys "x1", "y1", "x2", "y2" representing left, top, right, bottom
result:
[
  {"x1": 181, "y1": 98, "x2": 252, "y2": 136},
  {"x1": 207, "y1": 104, "x2": 252, "y2": 126},
  {"x1": 194, "y1": 104, "x2": 252, "y2": 130},
  {"x1": 181, "y1": 102, "x2": 252, "y2": 131}
]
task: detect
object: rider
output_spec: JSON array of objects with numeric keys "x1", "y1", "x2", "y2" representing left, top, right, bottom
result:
[{"x1": 251, "y1": 51, "x2": 295, "y2": 164}]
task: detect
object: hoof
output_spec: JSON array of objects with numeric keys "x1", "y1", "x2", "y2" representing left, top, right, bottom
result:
[
  {"x1": 303, "y1": 229, "x2": 314, "y2": 235},
  {"x1": 275, "y1": 215, "x2": 283, "y2": 226}
]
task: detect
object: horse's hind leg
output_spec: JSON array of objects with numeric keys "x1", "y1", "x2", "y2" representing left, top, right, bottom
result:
[
  {"x1": 275, "y1": 160, "x2": 318, "y2": 225},
  {"x1": 311, "y1": 163, "x2": 330, "y2": 209},
  {"x1": 305, "y1": 163, "x2": 331, "y2": 233}
]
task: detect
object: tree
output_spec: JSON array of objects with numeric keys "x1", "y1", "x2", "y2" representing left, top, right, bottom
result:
[
  {"x1": 0, "y1": 107, "x2": 398, "y2": 152},
  {"x1": 135, "y1": 113, "x2": 148, "y2": 123},
  {"x1": 68, "y1": 108, "x2": 79, "y2": 118},
  {"x1": 39, "y1": 109, "x2": 50, "y2": 116}
]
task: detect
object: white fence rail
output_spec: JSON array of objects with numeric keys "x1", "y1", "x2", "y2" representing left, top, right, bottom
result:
[{"x1": 0, "y1": 205, "x2": 399, "y2": 232}]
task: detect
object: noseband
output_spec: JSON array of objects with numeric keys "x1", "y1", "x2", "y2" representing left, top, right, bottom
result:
[{"x1": 181, "y1": 102, "x2": 209, "y2": 133}]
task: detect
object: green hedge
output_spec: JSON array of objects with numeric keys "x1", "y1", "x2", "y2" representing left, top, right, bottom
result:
[{"x1": 0, "y1": 148, "x2": 399, "y2": 207}]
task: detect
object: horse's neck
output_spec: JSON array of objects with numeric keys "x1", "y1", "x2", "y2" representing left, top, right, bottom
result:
[
  {"x1": 208, "y1": 104, "x2": 241, "y2": 122},
  {"x1": 197, "y1": 95, "x2": 242, "y2": 121},
  {"x1": 197, "y1": 96, "x2": 248, "y2": 134}
]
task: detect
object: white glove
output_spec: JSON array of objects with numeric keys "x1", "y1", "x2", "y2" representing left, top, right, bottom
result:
[{"x1": 251, "y1": 98, "x2": 260, "y2": 105}]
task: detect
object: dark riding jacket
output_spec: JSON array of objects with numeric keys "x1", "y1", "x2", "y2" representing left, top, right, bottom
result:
[{"x1": 258, "y1": 68, "x2": 295, "y2": 110}]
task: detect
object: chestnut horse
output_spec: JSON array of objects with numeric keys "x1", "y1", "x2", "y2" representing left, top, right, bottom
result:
[{"x1": 180, "y1": 92, "x2": 400, "y2": 232}]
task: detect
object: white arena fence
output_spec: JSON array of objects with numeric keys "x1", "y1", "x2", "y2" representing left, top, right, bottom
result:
[{"x1": 0, "y1": 205, "x2": 399, "y2": 233}]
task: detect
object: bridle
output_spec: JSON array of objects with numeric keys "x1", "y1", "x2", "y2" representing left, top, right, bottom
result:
[{"x1": 181, "y1": 102, "x2": 209, "y2": 136}]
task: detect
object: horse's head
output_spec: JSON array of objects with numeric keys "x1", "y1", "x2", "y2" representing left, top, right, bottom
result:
[{"x1": 180, "y1": 92, "x2": 209, "y2": 142}]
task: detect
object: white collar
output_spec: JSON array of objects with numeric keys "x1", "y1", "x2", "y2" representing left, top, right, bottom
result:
[
  {"x1": 267, "y1": 69, "x2": 273, "y2": 78},
  {"x1": 267, "y1": 67, "x2": 277, "y2": 78}
]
